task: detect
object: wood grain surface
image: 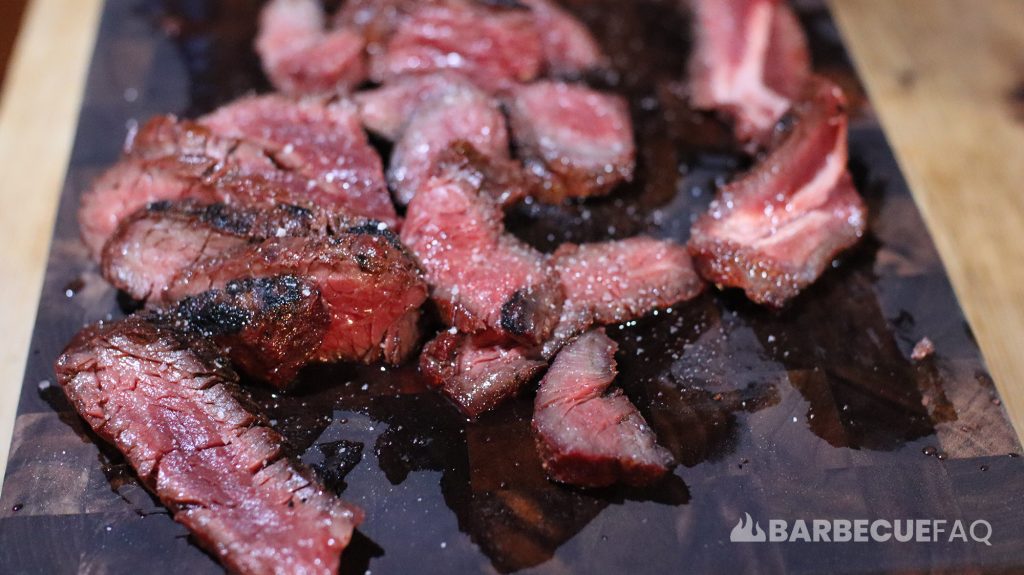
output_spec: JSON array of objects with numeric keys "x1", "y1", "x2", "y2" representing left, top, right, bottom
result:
[
  {"x1": 0, "y1": 0, "x2": 1022, "y2": 488},
  {"x1": 830, "y1": 0, "x2": 1024, "y2": 447},
  {"x1": 0, "y1": 0, "x2": 102, "y2": 481}
]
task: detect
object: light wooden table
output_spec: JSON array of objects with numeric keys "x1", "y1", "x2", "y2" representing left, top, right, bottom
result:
[{"x1": 0, "y1": 0, "x2": 1022, "y2": 481}]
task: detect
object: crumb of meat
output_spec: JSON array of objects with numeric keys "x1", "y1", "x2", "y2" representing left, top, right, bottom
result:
[{"x1": 911, "y1": 337, "x2": 935, "y2": 362}]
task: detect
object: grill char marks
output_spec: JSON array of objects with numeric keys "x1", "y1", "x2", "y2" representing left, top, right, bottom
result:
[
  {"x1": 79, "y1": 115, "x2": 353, "y2": 259},
  {"x1": 102, "y1": 200, "x2": 337, "y2": 301},
  {"x1": 533, "y1": 329, "x2": 674, "y2": 487},
  {"x1": 420, "y1": 331, "x2": 546, "y2": 418},
  {"x1": 508, "y1": 81, "x2": 635, "y2": 202},
  {"x1": 687, "y1": 77, "x2": 867, "y2": 308},
  {"x1": 401, "y1": 144, "x2": 562, "y2": 346},
  {"x1": 55, "y1": 316, "x2": 362, "y2": 575},
  {"x1": 256, "y1": 0, "x2": 368, "y2": 95},
  {"x1": 199, "y1": 95, "x2": 399, "y2": 227},
  {"x1": 164, "y1": 275, "x2": 330, "y2": 388},
  {"x1": 162, "y1": 232, "x2": 427, "y2": 366},
  {"x1": 687, "y1": 0, "x2": 811, "y2": 145}
]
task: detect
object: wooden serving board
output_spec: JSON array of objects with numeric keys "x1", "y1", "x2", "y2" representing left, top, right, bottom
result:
[{"x1": 1, "y1": 1, "x2": 1023, "y2": 573}]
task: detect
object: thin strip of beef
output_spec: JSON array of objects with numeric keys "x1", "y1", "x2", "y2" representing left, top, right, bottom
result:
[
  {"x1": 79, "y1": 116, "x2": 348, "y2": 258},
  {"x1": 522, "y1": 0, "x2": 607, "y2": 77},
  {"x1": 102, "y1": 200, "x2": 342, "y2": 301},
  {"x1": 369, "y1": 0, "x2": 543, "y2": 93},
  {"x1": 533, "y1": 328, "x2": 674, "y2": 487},
  {"x1": 420, "y1": 331, "x2": 546, "y2": 418},
  {"x1": 164, "y1": 275, "x2": 330, "y2": 388},
  {"x1": 55, "y1": 316, "x2": 362, "y2": 575},
  {"x1": 686, "y1": 0, "x2": 811, "y2": 145},
  {"x1": 687, "y1": 76, "x2": 867, "y2": 308},
  {"x1": 255, "y1": 0, "x2": 367, "y2": 95},
  {"x1": 200, "y1": 95, "x2": 399, "y2": 227},
  {"x1": 354, "y1": 71, "x2": 477, "y2": 141},
  {"x1": 388, "y1": 79, "x2": 510, "y2": 205},
  {"x1": 545, "y1": 237, "x2": 705, "y2": 357},
  {"x1": 163, "y1": 233, "x2": 428, "y2": 365},
  {"x1": 401, "y1": 145, "x2": 562, "y2": 345},
  {"x1": 507, "y1": 81, "x2": 635, "y2": 202}
]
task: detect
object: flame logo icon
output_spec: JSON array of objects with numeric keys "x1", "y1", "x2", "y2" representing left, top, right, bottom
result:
[{"x1": 730, "y1": 512, "x2": 767, "y2": 542}]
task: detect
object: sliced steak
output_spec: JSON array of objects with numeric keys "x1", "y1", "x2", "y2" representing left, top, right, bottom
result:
[
  {"x1": 55, "y1": 316, "x2": 362, "y2": 574},
  {"x1": 354, "y1": 71, "x2": 477, "y2": 141},
  {"x1": 165, "y1": 275, "x2": 330, "y2": 388},
  {"x1": 256, "y1": 0, "x2": 367, "y2": 95},
  {"x1": 688, "y1": 76, "x2": 867, "y2": 308},
  {"x1": 687, "y1": 0, "x2": 811, "y2": 145},
  {"x1": 545, "y1": 237, "x2": 705, "y2": 357},
  {"x1": 79, "y1": 116, "x2": 348, "y2": 258},
  {"x1": 508, "y1": 81, "x2": 635, "y2": 202},
  {"x1": 533, "y1": 328, "x2": 674, "y2": 487},
  {"x1": 370, "y1": 0, "x2": 543, "y2": 93},
  {"x1": 388, "y1": 80, "x2": 510, "y2": 205},
  {"x1": 102, "y1": 201, "x2": 340, "y2": 301},
  {"x1": 163, "y1": 233, "x2": 428, "y2": 365},
  {"x1": 523, "y1": 0, "x2": 607, "y2": 77},
  {"x1": 200, "y1": 95, "x2": 399, "y2": 227},
  {"x1": 401, "y1": 146, "x2": 562, "y2": 345},
  {"x1": 420, "y1": 331, "x2": 546, "y2": 418}
]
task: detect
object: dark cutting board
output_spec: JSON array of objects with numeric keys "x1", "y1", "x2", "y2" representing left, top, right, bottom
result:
[{"x1": 2, "y1": 1, "x2": 1023, "y2": 573}]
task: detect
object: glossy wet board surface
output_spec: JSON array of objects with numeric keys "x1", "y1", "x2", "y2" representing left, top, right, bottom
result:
[{"x1": 1, "y1": 1, "x2": 1023, "y2": 573}]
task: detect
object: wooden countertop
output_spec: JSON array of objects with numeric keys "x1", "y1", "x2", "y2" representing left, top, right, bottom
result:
[{"x1": 0, "y1": 0, "x2": 1022, "y2": 481}]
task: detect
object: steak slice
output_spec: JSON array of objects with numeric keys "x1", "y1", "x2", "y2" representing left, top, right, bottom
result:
[
  {"x1": 545, "y1": 237, "x2": 705, "y2": 357},
  {"x1": 163, "y1": 233, "x2": 428, "y2": 365},
  {"x1": 165, "y1": 275, "x2": 330, "y2": 388},
  {"x1": 420, "y1": 331, "x2": 546, "y2": 418},
  {"x1": 507, "y1": 81, "x2": 635, "y2": 202},
  {"x1": 401, "y1": 145, "x2": 562, "y2": 345},
  {"x1": 102, "y1": 201, "x2": 340, "y2": 301},
  {"x1": 354, "y1": 71, "x2": 478, "y2": 141},
  {"x1": 200, "y1": 95, "x2": 399, "y2": 227},
  {"x1": 55, "y1": 316, "x2": 362, "y2": 574},
  {"x1": 688, "y1": 77, "x2": 867, "y2": 308},
  {"x1": 687, "y1": 0, "x2": 810, "y2": 145},
  {"x1": 256, "y1": 0, "x2": 367, "y2": 95},
  {"x1": 522, "y1": 0, "x2": 607, "y2": 77},
  {"x1": 533, "y1": 328, "x2": 674, "y2": 487},
  {"x1": 79, "y1": 116, "x2": 349, "y2": 258},
  {"x1": 370, "y1": 0, "x2": 543, "y2": 93},
  {"x1": 388, "y1": 79, "x2": 510, "y2": 205}
]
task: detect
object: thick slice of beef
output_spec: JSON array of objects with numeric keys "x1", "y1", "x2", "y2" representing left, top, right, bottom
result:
[
  {"x1": 256, "y1": 0, "x2": 367, "y2": 95},
  {"x1": 370, "y1": 0, "x2": 543, "y2": 93},
  {"x1": 163, "y1": 233, "x2": 428, "y2": 365},
  {"x1": 55, "y1": 316, "x2": 362, "y2": 574},
  {"x1": 79, "y1": 116, "x2": 349, "y2": 258},
  {"x1": 688, "y1": 76, "x2": 867, "y2": 308},
  {"x1": 200, "y1": 95, "x2": 399, "y2": 227},
  {"x1": 533, "y1": 329, "x2": 674, "y2": 487},
  {"x1": 102, "y1": 201, "x2": 339, "y2": 301},
  {"x1": 388, "y1": 80, "x2": 510, "y2": 205},
  {"x1": 401, "y1": 147, "x2": 562, "y2": 345},
  {"x1": 420, "y1": 331, "x2": 545, "y2": 418},
  {"x1": 522, "y1": 0, "x2": 607, "y2": 77},
  {"x1": 687, "y1": 0, "x2": 811, "y2": 145},
  {"x1": 508, "y1": 81, "x2": 635, "y2": 202},
  {"x1": 354, "y1": 71, "x2": 478, "y2": 141},
  {"x1": 545, "y1": 237, "x2": 705, "y2": 357},
  {"x1": 165, "y1": 275, "x2": 330, "y2": 388}
]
